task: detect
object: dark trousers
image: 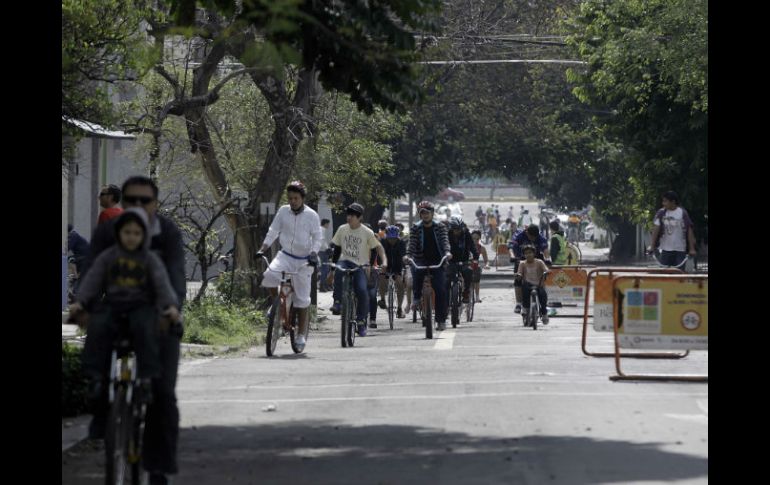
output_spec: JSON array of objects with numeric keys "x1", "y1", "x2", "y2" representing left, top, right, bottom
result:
[
  {"x1": 661, "y1": 250, "x2": 686, "y2": 267},
  {"x1": 447, "y1": 263, "x2": 473, "y2": 297},
  {"x1": 412, "y1": 265, "x2": 448, "y2": 323},
  {"x1": 319, "y1": 250, "x2": 331, "y2": 287},
  {"x1": 82, "y1": 305, "x2": 182, "y2": 474},
  {"x1": 333, "y1": 260, "x2": 369, "y2": 322},
  {"x1": 521, "y1": 281, "x2": 548, "y2": 315}
]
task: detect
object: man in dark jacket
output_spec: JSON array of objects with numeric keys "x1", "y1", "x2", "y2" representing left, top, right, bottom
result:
[
  {"x1": 446, "y1": 217, "x2": 479, "y2": 304},
  {"x1": 79, "y1": 176, "x2": 185, "y2": 485},
  {"x1": 406, "y1": 201, "x2": 452, "y2": 331}
]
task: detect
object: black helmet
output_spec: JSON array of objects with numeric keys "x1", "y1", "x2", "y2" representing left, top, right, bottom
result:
[
  {"x1": 448, "y1": 216, "x2": 464, "y2": 230},
  {"x1": 346, "y1": 203, "x2": 364, "y2": 216}
]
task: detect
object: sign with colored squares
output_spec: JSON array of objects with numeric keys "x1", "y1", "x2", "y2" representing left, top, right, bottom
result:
[{"x1": 614, "y1": 277, "x2": 707, "y2": 350}]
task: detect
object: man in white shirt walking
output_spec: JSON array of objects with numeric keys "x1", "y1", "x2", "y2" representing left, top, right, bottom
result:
[
  {"x1": 257, "y1": 181, "x2": 324, "y2": 351},
  {"x1": 648, "y1": 190, "x2": 697, "y2": 268}
]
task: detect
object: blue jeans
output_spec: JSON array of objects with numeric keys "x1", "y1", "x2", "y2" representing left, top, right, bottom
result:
[
  {"x1": 412, "y1": 265, "x2": 448, "y2": 323},
  {"x1": 333, "y1": 260, "x2": 369, "y2": 322},
  {"x1": 521, "y1": 281, "x2": 547, "y2": 315},
  {"x1": 319, "y1": 250, "x2": 330, "y2": 286},
  {"x1": 661, "y1": 250, "x2": 686, "y2": 267}
]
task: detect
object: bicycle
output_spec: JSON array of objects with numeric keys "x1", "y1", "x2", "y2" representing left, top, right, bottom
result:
[
  {"x1": 515, "y1": 271, "x2": 550, "y2": 330},
  {"x1": 383, "y1": 272, "x2": 398, "y2": 330},
  {"x1": 102, "y1": 313, "x2": 150, "y2": 485},
  {"x1": 406, "y1": 255, "x2": 449, "y2": 339},
  {"x1": 647, "y1": 248, "x2": 692, "y2": 272},
  {"x1": 327, "y1": 262, "x2": 370, "y2": 347},
  {"x1": 447, "y1": 261, "x2": 473, "y2": 328},
  {"x1": 259, "y1": 254, "x2": 309, "y2": 357},
  {"x1": 564, "y1": 241, "x2": 582, "y2": 265}
]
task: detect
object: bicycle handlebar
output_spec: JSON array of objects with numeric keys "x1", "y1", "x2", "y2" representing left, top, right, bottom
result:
[
  {"x1": 646, "y1": 248, "x2": 690, "y2": 269},
  {"x1": 405, "y1": 255, "x2": 450, "y2": 270},
  {"x1": 325, "y1": 262, "x2": 371, "y2": 273}
]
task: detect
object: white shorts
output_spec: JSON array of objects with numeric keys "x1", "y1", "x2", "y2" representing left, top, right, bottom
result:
[{"x1": 260, "y1": 251, "x2": 314, "y2": 308}]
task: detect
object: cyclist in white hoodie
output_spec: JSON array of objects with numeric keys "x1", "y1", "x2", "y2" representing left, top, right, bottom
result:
[{"x1": 257, "y1": 181, "x2": 324, "y2": 351}]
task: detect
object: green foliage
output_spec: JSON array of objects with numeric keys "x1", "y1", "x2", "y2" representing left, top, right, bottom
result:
[
  {"x1": 182, "y1": 295, "x2": 267, "y2": 348},
  {"x1": 62, "y1": 0, "x2": 155, "y2": 144},
  {"x1": 62, "y1": 343, "x2": 89, "y2": 417},
  {"x1": 563, "y1": 0, "x2": 708, "y2": 235}
]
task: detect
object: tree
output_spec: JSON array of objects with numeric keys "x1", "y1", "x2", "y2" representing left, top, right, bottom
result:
[
  {"x1": 62, "y1": 0, "x2": 151, "y2": 163},
  {"x1": 564, "y1": 0, "x2": 708, "y2": 239}
]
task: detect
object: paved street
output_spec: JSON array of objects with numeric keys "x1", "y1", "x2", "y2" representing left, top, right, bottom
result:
[{"x1": 62, "y1": 277, "x2": 707, "y2": 484}]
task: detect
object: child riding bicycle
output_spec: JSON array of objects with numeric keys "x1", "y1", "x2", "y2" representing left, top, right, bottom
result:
[
  {"x1": 515, "y1": 244, "x2": 549, "y2": 324},
  {"x1": 69, "y1": 208, "x2": 181, "y2": 405}
]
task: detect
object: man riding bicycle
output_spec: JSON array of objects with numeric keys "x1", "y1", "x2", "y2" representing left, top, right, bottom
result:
[
  {"x1": 329, "y1": 203, "x2": 388, "y2": 337},
  {"x1": 256, "y1": 181, "x2": 325, "y2": 352},
  {"x1": 377, "y1": 226, "x2": 408, "y2": 319},
  {"x1": 406, "y1": 201, "x2": 452, "y2": 331},
  {"x1": 508, "y1": 225, "x2": 550, "y2": 314},
  {"x1": 446, "y1": 216, "x2": 479, "y2": 304}
]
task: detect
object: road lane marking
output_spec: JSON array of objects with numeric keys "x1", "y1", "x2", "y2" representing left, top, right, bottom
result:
[
  {"x1": 180, "y1": 391, "x2": 708, "y2": 405},
  {"x1": 433, "y1": 329, "x2": 456, "y2": 350}
]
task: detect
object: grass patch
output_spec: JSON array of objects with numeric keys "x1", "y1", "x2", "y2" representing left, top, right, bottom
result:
[
  {"x1": 182, "y1": 296, "x2": 267, "y2": 349},
  {"x1": 62, "y1": 343, "x2": 89, "y2": 417}
]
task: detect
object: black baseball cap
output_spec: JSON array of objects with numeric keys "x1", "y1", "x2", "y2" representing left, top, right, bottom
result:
[{"x1": 346, "y1": 203, "x2": 364, "y2": 216}]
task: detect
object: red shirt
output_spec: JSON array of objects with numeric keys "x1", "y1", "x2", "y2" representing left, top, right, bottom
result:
[{"x1": 98, "y1": 207, "x2": 123, "y2": 224}]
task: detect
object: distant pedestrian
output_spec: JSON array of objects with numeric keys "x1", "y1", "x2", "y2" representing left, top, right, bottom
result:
[
  {"x1": 648, "y1": 191, "x2": 697, "y2": 267},
  {"x1": 97, "y1": 184, "x2": 123, "y2": 224}
]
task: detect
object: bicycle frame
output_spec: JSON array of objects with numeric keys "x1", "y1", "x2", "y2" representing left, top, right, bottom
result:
[
  {"x1": 328, "y1": 262, "x2": 370, "y2": 347},
  {"x1": 406, "y1": 255, "x2": 449, "y2": 338},
  {"x1": 447, "y1": 261, "x2": 472, "y2": 328},
  {"x1": 260, "y1": 255, "x2": 307, "y2": 356}
]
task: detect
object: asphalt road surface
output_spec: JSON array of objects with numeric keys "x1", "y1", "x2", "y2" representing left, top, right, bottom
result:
[{"x1": 62, "y1": 279, "x2": 708, "y2": 484}]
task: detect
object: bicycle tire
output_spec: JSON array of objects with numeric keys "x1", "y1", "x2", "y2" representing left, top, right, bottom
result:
[
  {"x1": 106, "y1": 385, "x2": 130, "y2": 485},
  {"x1": 347, "y1": 294, "x2": 356, "y2": 347},
  {"x1": 467, "y1": 290, "x2": 475, "y2": 322},
  {"x1": 266, "y1": 295, "x2": 283, "y2": 356},
  {"x1": 450, "y1": 281, "x2": 459, "y2": 328},
  {"x1": 530, "y1": 292, "x2": 538, "y2": 330},
  {"x1": 129, "y1": 393, "x2": 146, "y2": 485},
  {"x1": 341, "y1": 290, "x2": 349, "y2": 348},
  {"x1": 289, "y1": 306, "x2": 308, "y2": 354},
  {"x1": 424, "y1": 287, "x2": 433, "y2": 339},
  {"x1": 388, "y1": 279, "x2": 395, "y2": 330}
]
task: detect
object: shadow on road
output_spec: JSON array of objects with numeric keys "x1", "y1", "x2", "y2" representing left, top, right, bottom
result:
[{"x1": 63, "y1": 420, "x2": 708, "y2": 484}]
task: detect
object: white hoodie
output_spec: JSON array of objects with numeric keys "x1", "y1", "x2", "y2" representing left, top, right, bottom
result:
[{"x1": 263, "y1": 205, "x2": 324, "y2": 257}]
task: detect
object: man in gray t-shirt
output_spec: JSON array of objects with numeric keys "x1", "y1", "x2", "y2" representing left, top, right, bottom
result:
[{"x1": 649, "y1": 191, "x2": 697, "y2": 267}]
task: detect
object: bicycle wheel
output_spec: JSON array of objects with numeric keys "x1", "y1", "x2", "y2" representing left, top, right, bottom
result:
[
  {"x1": 105, "y1": 385, "x2": 130, "y2": 485},
  {"x1": 347, "y1": 294, "x2": 357, "y2": 347},
  {"x1": 129, "y1": 392, "x2": 146, "y2": 485},
  {"x1": 450, "y1": 281, "x2": 459, "y2": 328},
  {"x1": 289, "y1": 306, "x2": 308, "y2": 354},
  {"x1": 466, "y1": 290, "x2": 475, "y2": 322},
  {"x1": 387, "y1": 279, "x2": 395, "y2": 330},
  {"x1": 341, "y1": 290, "x2": 349, "y2": 348},
  {"x1": 266, "y1": 295, "x2": 283, "y2": 356},
  {"x1": 423, "y1": 287, "x2": 433, "y2": 339},
  {"x1": 530, "y1": 292, "x2": 538, "y2": 330}
]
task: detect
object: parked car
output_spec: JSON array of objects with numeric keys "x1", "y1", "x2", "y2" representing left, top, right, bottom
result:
[{"x1": 436, "y1": 187, "x2": 466, "y2": 201}]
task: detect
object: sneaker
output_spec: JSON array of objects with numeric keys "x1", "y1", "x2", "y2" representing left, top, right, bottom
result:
[
  {"x1": 369, "y1": 318, "x2": 378, "y2": 329},
  {"x1": 149, "y1": 472, "x2": 170, "y2": 485},
  {"x1": 412, "y1": 298, "x2": 421, "y2": 312},
  {"x1": 378, "y1": 299, "x2": 387, "y2": 309},
  {"x1": 294, "y1": 334, "x2": 306, "y2": 351},
  {"x1": 476, "y1": 298, "x2": 482, "y2": 303},
  {"x1": 541, "y1": 314, "x2": 549, "y2": 325},
  {"x1": 436, "y1": 321, "x2": 446, "y2": 331},
  {"x1": 357, "y1": 321, "x2": 367, "y2": 337},
  {"x1": 397, "y1": 308, "x2": 405, "y2": 319},
  {"x1": 330, "y1": 301, "x2": 341, "y2": 315},
  {"x1": 514, "y1": 304, "x2": 522, "y2": 314}
]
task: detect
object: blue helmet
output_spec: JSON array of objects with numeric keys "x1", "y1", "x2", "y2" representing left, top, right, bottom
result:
[{"x1": 385, "y1": 225, "x2": 400, "y2": 238}]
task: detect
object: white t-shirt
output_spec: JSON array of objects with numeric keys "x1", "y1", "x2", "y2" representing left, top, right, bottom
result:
[
  {"x1": 331, "y1": 224, "x2": 381, "y2": 266},
  {"x1": 654, "y1": 207, "x2": 688, "y2": 252}
]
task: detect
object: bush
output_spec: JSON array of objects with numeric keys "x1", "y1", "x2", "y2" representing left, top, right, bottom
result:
[
  {"x1": 62, "y1": 343, "x2": 89, "y2": 417},
  {"x1": 183, "y1": 296, "x2": 267, "y2": 348}
]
